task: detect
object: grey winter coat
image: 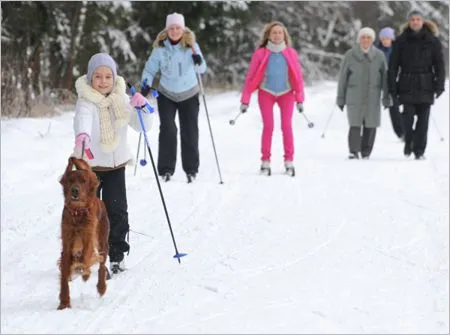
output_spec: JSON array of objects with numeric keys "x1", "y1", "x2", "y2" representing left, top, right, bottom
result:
[{"x1": 337, "y1": 45, "x2": 392, "y2": 128}]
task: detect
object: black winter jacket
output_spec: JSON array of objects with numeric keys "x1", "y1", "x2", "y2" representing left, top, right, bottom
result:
[{"x1": 388, "y1": 20, "x2": 445, "y2": 105}]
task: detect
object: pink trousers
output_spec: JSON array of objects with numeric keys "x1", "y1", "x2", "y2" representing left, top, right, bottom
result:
[{"x1": 257, "y1": 90, "x2": 295, "y2": 162}]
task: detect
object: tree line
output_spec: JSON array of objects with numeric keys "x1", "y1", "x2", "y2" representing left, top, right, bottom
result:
[{"x1": 1, "y1": 1, "x2": 448, "y2": 117}]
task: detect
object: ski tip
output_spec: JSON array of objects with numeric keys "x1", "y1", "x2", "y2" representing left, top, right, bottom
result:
[{"x1": 173, "y1": 253, "x2": 188, "y2": 259}]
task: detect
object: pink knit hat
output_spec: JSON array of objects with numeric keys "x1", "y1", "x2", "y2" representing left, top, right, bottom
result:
[{"x1": 166, "y1": 13, "x2": 185, "y2": 29}]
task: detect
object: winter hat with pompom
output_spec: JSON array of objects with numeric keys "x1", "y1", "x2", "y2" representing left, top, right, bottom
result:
[{"x1": 87, "y1": 53, "x2": 117, "y2": 83}]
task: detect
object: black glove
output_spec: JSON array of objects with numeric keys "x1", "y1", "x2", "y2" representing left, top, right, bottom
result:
[
  {"x1": 192, "y1": 54, "x2": 202, "y2": 66},
  {"x1": 389, "y1": 90, "x2": 397, "y2": 98},
  {"x1": 393, "y1": 95, "x2": 400, "y2": 106},
  {"x1": 140, "y1": 85, "x2": 151, "y2": 97},
  {"x1": 338, "y1": 105, "x2": 344, "y2": 112},
  {"x1": 296, "y1": 103, "x2": 303, "y2": 113},
  {"x1": 435, "y1": 89, "x2": 444, "y2": 99}
]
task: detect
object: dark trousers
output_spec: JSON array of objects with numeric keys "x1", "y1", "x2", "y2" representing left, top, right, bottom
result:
[
  {"x1": 389, "y1": 98, "x2": 404, "y2": 139},
  {"x1": 402, "y1": 103, "x2": 431, "y2": 157},
  {"x1": 157, "y1": 93, "x2": 200, "y2": 176},
  {"x1": 95, "y1": 167, "x2": 129, "y2": 262},
  {"x1": 348, "y1": 124, "x2": 377, "y2": 157}
]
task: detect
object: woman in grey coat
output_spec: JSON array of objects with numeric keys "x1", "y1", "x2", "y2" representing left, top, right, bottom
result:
[{"x1": 337, "y1": 27, "x2": 392, "y2": 159}]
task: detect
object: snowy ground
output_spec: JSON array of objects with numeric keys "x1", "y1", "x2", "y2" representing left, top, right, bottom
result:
[{"x1": 1, "y1": 81, "x2": 449, "y2": 334}]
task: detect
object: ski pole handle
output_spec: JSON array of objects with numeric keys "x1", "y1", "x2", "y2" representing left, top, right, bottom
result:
[
  {"x1": 128, "y1": 83, "x2": 156, "y2": 113},
  {"x1": 140, "y1": 79, "x2": 159, "y2": 98}
]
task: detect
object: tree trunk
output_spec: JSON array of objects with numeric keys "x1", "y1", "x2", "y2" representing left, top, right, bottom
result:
[
  {"x1": 350, "y1": 1, "x2": 380, "y2": 29},
  {"x1": 61, "y1": 2, "x2": 87, "y2": 89}
]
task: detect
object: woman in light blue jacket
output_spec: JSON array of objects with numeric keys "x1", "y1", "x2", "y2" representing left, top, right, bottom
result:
[{"x1": 141, "y1": 12, "x2": 207, "y2": 183}]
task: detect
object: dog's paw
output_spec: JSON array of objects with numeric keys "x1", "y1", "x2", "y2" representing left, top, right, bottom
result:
[
  {"x1": 57, "y1": 302, "x2": 71, "y2": 310},
  {"x1": 81, "y1": 268, "x2": 91, "y2": 281},
  {"x1": 97, "y1": 282, "x2": 107, "y2": 296}
]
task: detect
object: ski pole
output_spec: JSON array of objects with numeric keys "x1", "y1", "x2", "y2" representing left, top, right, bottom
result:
[
  {"x1": 431, "y1": 114, "x2": 445, "y2": 142},
  {"x1": 133, "y1": 133, "x2": 142, "y2": 176},
  {"x1": 301, "y1": 113, "x2": 314, "y2": 128},
  {"x1": 192, "y1": 49, "x2": 224, "y2": 184},
  {"x1": 128, "y1": 83, "x2": 186, "y2": 263},
  {"x1": 142, "y1": 139, "x2": 147, "y2": 165},
  {"x1": 229, "y1": 111, "x2": 242, "y2": 126},
  {"x1": 321, "y1": 106, "x2": 336, "y2": 138}
]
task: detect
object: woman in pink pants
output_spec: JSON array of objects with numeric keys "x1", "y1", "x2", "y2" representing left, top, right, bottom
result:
[{"x1": 240, "y1": 21, "x2": 305, "y2": 176}]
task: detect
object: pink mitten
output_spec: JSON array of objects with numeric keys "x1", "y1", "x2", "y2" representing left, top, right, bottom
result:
[
  {"x1": 75, "y1": 133, "x2": 90, "y2": 149},
  {"x1": 130, "y1": 92, "x2": 148, "y2": 108}
]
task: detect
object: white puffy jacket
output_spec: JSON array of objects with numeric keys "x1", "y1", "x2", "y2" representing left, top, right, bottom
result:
[{"x1": 73, "y1": 76, "x2": 153, "y2": 168}]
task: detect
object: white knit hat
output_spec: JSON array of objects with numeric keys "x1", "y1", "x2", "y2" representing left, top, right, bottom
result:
[
  {"x1": 357, "y1": 27, "x2": 376, "y2": 42},
  {"x1": 166, "y1": 12, "x2": 185, "y2": 29}
]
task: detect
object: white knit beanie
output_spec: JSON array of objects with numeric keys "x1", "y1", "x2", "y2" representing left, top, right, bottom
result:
[
  {"x1": 357, "y1": 27, "x2": 376, "y2": 42},
  {"x1": 165, "y1": 12, "x2": 185, "y2": 29}
]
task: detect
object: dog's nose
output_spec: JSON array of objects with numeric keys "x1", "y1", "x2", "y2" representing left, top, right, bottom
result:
[{"x1": 71, "y1": 187, "x2": 79, "y2": 198}]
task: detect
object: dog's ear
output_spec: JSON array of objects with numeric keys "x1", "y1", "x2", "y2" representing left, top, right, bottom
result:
[
  {"x1": 72, "y1": 157, "x2": 91, "y2": 171},
  {"x1": 60, "y1": 158, "x2": 74, "y2": 185},
  {"x1": 89, "y1": 173, "x2": 100, "y2": 195}
]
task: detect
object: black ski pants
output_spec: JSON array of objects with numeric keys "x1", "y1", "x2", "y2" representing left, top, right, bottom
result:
[
  {"x1": 402, "y1": 103, "x2": 431, "y2": 157},
  {"x1": 157, "y1": 93, "x2": 200, "y2": 176},
  {"x1": 95, "y1": 167, "x2": 129, "y2": 263}
]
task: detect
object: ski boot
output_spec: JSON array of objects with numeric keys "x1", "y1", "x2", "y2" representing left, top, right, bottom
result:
[
  {"x1": 348, "y1": 152, "x2": 359, "y2": 160},
  {"x1": 186, "y1": 173, "x2": 196, "y2": 183},
  {"x1": 284, "y1": 161, "x2": 295, "y2": 177},
  {"x1": 162, "y1": 172, "x2": 172, "y2": 182},
  {"x1": 260, "y1": 160, "x2": 271, "y2": 176},
  {"x1": 107, "y1": 260, "x2": 126, "y2": 280}
]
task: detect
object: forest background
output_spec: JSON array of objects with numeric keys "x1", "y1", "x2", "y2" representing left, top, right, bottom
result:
[{"x1": 1, "y1": 1, "x2": 449, "y2": 117}]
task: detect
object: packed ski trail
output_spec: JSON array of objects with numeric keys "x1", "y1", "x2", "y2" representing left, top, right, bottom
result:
[{"x1": 1, "y1": 82, "x2": 448, "y2": 334}]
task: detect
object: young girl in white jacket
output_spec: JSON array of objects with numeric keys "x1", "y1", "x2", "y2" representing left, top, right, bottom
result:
[{"x1": 72, "y1": 53, "x2": 152, "y2": 276}]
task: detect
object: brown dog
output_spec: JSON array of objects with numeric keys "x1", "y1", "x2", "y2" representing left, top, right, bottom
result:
[{"x1": 57, "y1": 157, "x2": 110, "y2": 310}]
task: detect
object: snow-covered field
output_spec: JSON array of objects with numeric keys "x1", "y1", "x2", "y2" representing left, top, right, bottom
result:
[{"x1": 1, "y1": 81, "x2": 448, "y2": 334}]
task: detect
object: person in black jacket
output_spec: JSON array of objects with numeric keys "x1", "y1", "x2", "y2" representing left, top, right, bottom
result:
[
  {"x1": 388, "y1": 10, "x2": 445, "y2": 160},
  {"x1": 376, "y1": 27, "x2": 404, "y2": 141}
]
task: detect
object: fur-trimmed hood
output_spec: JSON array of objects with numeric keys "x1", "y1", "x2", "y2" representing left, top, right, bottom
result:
[
  {"x1": 400, "y1": 20, "x2": 439, "y2": 37},
  {"x1": 153, "y1": 27, "x2": 196, "y2": 48}
]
